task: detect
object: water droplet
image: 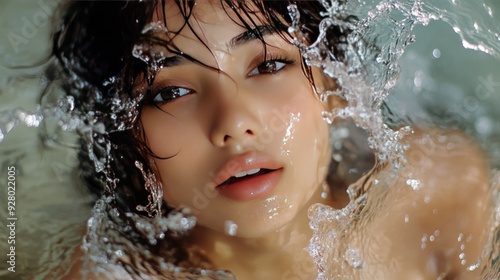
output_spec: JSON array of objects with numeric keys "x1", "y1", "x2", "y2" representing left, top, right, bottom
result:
[
  {"x1": 421, "y1": 234, "x2": 428, "y2": 249},
  {"x1": 224, "y1": 220, "x2": 238, "y2": 236},
  {"x1": 406, "y1": 179, "x2": 421, "y2": 190},
  {"x1": 321, "y1": 191, "x2": 328, "y2": 199},
  {"x1": 466, "y1": 235, "x2": 472, "y2": 242},
  {"x1": 467, "y1": 261, "x2": 480, "y2": 271}
]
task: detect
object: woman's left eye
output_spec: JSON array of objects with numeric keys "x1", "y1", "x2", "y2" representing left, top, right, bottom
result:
[{"x1": 248, "y1": 59, "x2": 293, "y2": 77}]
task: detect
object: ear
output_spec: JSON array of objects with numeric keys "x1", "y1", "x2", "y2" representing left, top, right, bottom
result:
[{"x1": 311, "y1": 66, "x2": 347, "y2": 111}]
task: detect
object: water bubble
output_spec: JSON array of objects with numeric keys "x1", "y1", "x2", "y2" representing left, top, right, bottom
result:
[{"x1": 432, "y1": 48, "x2": 441, "y2": 58}]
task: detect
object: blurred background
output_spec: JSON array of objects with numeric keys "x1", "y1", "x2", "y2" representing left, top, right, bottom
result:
[{"x1": 0, "y1": 2, "x2": 93, "y2": 279}]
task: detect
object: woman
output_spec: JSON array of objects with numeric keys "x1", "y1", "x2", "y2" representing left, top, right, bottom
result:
[{"x1": 52, "y1": 0, "x2": 492, "y2": 279}]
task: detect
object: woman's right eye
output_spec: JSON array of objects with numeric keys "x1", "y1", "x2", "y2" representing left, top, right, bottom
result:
[{"x1": 152, "y1": 87, "x2": 192, "y2": 104}]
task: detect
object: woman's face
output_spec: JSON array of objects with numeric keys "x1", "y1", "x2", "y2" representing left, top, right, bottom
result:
[{"x1": 138, "y1": 1, "x2": 332, "y2": 238}]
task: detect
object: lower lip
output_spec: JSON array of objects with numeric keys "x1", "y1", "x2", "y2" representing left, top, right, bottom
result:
[{"x1": 216, "y1": 169, "x2": 283, "y2": 201}]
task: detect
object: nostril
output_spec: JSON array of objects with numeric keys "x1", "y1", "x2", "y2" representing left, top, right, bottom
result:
[{"x1": 222, "y1": 130, "x2": 253, "y2": 143}]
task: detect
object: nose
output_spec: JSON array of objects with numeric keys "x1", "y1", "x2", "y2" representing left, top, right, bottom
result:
[{"x1": 209, "y1": 90, "x2": 261, "y2": 149}]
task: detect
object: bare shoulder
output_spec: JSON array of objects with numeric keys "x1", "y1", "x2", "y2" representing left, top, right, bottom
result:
[
  {"x1": 399, "y1": 128, "x2": 492, "y2": 247},
  {"x1": 357, "y1": 128, "x2": 493, "y2": 278},
  {"x1": 400, "y1": 128, "x2": 491, "y2": 212}
]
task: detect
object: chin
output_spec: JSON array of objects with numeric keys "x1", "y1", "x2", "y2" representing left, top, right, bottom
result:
[{"x1": 229, "y1": 208, "x2": 300, "y2": 239}]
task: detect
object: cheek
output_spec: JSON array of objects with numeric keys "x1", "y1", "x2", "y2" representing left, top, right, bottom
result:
[
  {"x1": 155, "y1": 154, "x2": 208, "y2": 209},
  {"x1": 279, "y1": 88, "x2": 330, "y2": 154},
  {"x1": 140, "y1": 107, "x2": 187, "y2": 158},
  {"x1": 256, "y1": 72, "x2": 330, "y2": 169},
  {"x1": 140, "y1": 108, "x2": 208, "y2": 208},
  {"x1": 282, "y1": 91, "x2": 331, "y2": 187}
]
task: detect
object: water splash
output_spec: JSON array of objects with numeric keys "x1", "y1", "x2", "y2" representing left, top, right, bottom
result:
[
  {"x1": 1, "y1": 19, "x2": 214, "y2": 278},
  {"x1": 134, "y1": 161, "x2": 164, "y2": 218},
  {"x1": 81, "y1": 195, "x2": 231, "y2": 279},
  {"x1": 0, "y1": 96, "x2": 78, "y2": 144},
  {"x1": 286, "y1": 0, "x2": 500, "y2": 279},
  {"x1": 289, "y1": 1, "x2": 413, "y2": 171},
  {"x1": 0, "y1": 108, "x2": 42, "y2": 141}
]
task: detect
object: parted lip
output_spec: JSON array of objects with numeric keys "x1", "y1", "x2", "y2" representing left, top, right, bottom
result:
[{"x1": 213, "y1": 151, "x2": 283, "y2": 188}]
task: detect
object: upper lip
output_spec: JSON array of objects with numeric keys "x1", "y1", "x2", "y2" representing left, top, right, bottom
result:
[{"x1": 213, "y1": 151, "x2": 283, "y2": 188}]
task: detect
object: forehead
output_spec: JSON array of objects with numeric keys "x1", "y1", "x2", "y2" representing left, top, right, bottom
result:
[
  {"x1": 151, "y1": 0, "x2": 274, "y2": 51},
  {"x1": 153, "y1": 0, "x2": 268, "y2": 29}
]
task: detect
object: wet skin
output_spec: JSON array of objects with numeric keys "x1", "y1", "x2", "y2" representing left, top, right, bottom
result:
[
  {"x1": 139, "y1": 0, "x2": 332, "y2": 239},
  {"x1": 62, "y1": 1, "x2": 493, "y2": 279}
]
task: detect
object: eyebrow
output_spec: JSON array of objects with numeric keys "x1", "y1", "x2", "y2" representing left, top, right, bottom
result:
[
  {"x1": 159, "y1": 24, "x2": 281, "y2": 69},
  {"x1": 227, "y1": 24, "x2": 280, "y2": 50},
  {"x1": 161, "y1": 55, "x2": 185, "y2": 68}
]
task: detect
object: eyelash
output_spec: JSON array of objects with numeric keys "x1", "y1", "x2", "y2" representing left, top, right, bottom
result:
[
  {"x1": 149, "y1": 54, "x2": 296, "y2": 105},
  {"x1": 151, "y1": 86, "x2": 193, "y2": 104},
  {"x1": 248, "y1": 54, "x2": 296, "y2": 77}
]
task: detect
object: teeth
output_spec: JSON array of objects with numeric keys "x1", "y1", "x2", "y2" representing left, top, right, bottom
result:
[
  {"x1": 234, "y1": 168, "x2": 261, "y2": 178},
  {"x1": 247, "y1": 168, "x2": 260, "y2": 175}
]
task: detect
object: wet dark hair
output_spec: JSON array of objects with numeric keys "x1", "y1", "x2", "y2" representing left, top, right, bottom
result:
[{"x1": 52, "y1": 0, "x2": 352, "y2": 270}]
